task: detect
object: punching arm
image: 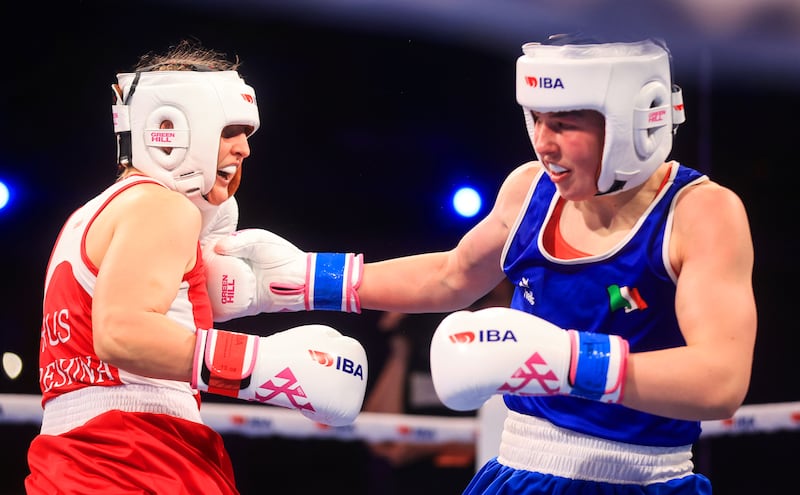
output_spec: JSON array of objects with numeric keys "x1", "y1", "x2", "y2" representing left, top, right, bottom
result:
[{"x1": 205, "y1": 229, "x2": 363, "y2": 321}]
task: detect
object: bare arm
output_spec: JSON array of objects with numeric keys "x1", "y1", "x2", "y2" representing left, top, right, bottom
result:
[
  {"x1": 622, "y1": 181, "x2": 757, "y2": 420},
  {"x1": 358, "y1": 162, "x2": 539, "y2": 313},
  {"x1": 90, "y1": 184, "x2": 202, "y2": 381}
]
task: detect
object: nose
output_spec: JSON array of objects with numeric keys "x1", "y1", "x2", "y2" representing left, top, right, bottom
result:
[
  {"x1": 532, "y1": 119, "x2": 557, "y2": 156},
  {"x1": 229, "y1": 133, "x2": 251, "y2": 159}
]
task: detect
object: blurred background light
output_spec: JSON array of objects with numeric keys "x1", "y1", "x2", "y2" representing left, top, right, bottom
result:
[{"x1": 452, "y1": 186, "x2": 482, "y2": 218}]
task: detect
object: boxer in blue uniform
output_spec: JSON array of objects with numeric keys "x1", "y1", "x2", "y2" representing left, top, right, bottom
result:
[{"x1": 203, "y1": 35, "x2": 757, "y2": 494}]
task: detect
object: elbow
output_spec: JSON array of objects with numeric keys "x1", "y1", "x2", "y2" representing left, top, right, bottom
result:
[
  {"x1": 705, "y1": 397, "x2": 743, "y2": 421},
  {"x1": 93, "y1": 334, "x2": 119, "y2": 364},
  {"x1": 699, "y1": 376, "x2": 750, "y2": 420},
  {"x1": 719, "y1": 387, "x2": 749, "y2": 419},
  {"x1": 92, "y1": 311, "x2": 132, "y2": 366}
]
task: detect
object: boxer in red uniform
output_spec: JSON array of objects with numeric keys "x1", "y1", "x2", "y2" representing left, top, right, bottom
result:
[{"x1": 26, "y1": 39, "x2": 367, "y2": 495}]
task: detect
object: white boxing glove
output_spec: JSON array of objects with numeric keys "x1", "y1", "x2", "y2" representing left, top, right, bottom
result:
[
  {"x1": 205, "y1": 229, "x2": 363, "y2": 321},
  {"x1": 192, "y1": 325, "x2": 368, "y2": 427},
  {"x1": 430, "y1": 307, "x2": 629, "y2": 411},
  {"x1": 199, "y1": 196, "x2": 239, "y2": 252},
  {"x1": 199, "y1": 196, "x2": 241, "y2": 320}
]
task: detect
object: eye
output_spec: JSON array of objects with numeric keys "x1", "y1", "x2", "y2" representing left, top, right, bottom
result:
[
  {"x1": 221, "y1": 125, "x2": 253, "y2": 139},
  {"x1": 555, "y1": 120, "x2": 576, "y2": 131}
]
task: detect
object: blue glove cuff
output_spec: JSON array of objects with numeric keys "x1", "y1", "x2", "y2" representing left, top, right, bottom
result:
[
  {"x1": 312, "y1": 253, "x2": 348, "y2": 311},
  {"x1": 570, "y1": 332, "x2": 611, "y2": 401}
]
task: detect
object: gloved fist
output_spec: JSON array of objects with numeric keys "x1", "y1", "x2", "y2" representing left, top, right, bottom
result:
[
  {"x1": 205, "y1": 229, "x2": 363, "y2": 321},
  {"x1": 199, "y1": 196, "x2": 239, "y2": 252},
  {"x1": 430, "y1": 307, "x2": 628, "y2": 411},
  {"x1": 193, "y1": 325, "x2": 368, "y2": 426},
  {"x1": 199, "y1": 196, "x2": 246, "y2": 322}
]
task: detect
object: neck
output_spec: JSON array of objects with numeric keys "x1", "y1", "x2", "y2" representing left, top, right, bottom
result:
[{"x1": 573, "y1": 163, "x2": 668, "y2": 230}]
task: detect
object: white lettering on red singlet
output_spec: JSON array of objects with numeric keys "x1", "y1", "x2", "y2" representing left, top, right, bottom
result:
[
  {"x1": 39, "y1": 356, "x2": 115, "y2": 393},
  {"x1": 41, "y1": 308, "x2": 71, "y2": 351}
]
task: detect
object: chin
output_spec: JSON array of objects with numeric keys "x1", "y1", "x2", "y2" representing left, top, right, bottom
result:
[
  {"x1": 206, "y1": 187, "x2": 230, "y2": 206},
  {"x1": 557, "y1": 185, "x2": 594, "y2": 202}
]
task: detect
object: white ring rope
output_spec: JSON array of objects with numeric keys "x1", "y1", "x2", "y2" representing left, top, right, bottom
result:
[{"x1": 1, "y1": 394, "x2": 797, "y2": 444}]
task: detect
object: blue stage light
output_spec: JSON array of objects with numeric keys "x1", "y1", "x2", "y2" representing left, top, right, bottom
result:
[
  {"x1": 0, "y1": 181, "x2": 10, "y2": 211},
  {"x1": 452, "y1": 186, "x2": 482, "y2": 218}
]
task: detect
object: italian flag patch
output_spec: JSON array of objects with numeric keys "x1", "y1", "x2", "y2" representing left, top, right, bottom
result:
[{"x1": 607, "y1": 284, "x2": 648, "y2": 313}]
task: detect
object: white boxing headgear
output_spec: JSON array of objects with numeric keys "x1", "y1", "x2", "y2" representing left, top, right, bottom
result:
[
  {"x1": 111, "y1": 70, "x2": 260, "y2": 206},
  {"x1": 516, "y1": 37, "x2": 686, "y2": 195}
]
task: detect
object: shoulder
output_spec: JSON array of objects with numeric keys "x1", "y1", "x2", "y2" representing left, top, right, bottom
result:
[
  {"x1": 671, "y1": 178, "x2": 752, "y2": 267},
  {"x1": 86, "y1": 180, "x2": 202, "y2": 268},
  {"x1": 478, "y1": 160, "x2": 544, "y2": 235},
  {"x1": 504, "y1": 161, "x2": 543, "y2": 185},
  {"x1": 496, "y1": 161, "x2": 543, "y2": 203},
  {"x1": 110, "y1": 181, "x2": 201, "y2": 233},
  {"x1": 119, "y1": 181, "x2": 198, "y2": 213},
  {"x1": 674, "y1": 178, "x2": 748, "y2": 223}
]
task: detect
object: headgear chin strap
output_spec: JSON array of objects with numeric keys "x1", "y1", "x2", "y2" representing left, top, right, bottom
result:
[
  {"x1": 111, "y1": 70, "x2": 260, "y2": 206},
  {"x1": 516, "y1": 37, "x2": 686, "y2": 195}
]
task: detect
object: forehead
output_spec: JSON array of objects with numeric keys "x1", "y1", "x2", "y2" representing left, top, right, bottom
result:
[
  {"x1": 534, "y1": 109, "x2": 605, "y2": 126},
  {"x1": 534, "y1": 109, "x2": 602, "y2": 119}
]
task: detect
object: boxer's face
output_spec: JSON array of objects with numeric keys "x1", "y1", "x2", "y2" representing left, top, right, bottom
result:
[
  {"x1": 207, "y1": 124, "x2": 253, "y2": 205},
  {"x1": 532, "y1": 110, "x2": 605, "y2": 201}
]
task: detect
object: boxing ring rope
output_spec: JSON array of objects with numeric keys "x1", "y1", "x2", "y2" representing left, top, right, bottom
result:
[{"x1": 1, "y1": 393, "x2": 798, "y2": 444}]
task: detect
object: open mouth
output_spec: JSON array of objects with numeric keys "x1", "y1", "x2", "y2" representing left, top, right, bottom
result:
[
  {"x1": 548, "y1": 163, "x2": 568, "y2": 176},
  {"x1": 217, "y1": 164, "x2": 237, "y2": 181}
]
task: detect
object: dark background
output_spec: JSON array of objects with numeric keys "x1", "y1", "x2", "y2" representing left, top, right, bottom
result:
[{"x1": 1, "y1": 1, "x2": 798, "y2": 493}]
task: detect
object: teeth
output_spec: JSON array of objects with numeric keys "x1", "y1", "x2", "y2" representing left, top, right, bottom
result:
[
  {"x1": 550, "y1": 164, "x2": 567, "y2": 174},
  {"x1": 218, "y1": 165, "x2": 237, "y2": 177}
]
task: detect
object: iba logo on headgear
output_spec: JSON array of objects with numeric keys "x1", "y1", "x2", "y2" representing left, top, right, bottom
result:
[{"x1": 524, "y1": 76, "x2": 565, "y2": 89}]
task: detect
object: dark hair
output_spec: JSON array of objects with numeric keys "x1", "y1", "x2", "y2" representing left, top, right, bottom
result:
[{"x1": 133, "y1": 39, "x2": 241, "y2": 73}]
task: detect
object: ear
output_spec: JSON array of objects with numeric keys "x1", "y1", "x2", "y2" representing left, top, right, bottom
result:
[
  {"x1": 158, "y1": 120, "x2": 175, "y2": 154},
  {"x1": 144, "y1": 107, "x2": 189, "y2": 170},
  {"x1": 632, "y1": 81, "x2": 671, "y2": 160}
]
